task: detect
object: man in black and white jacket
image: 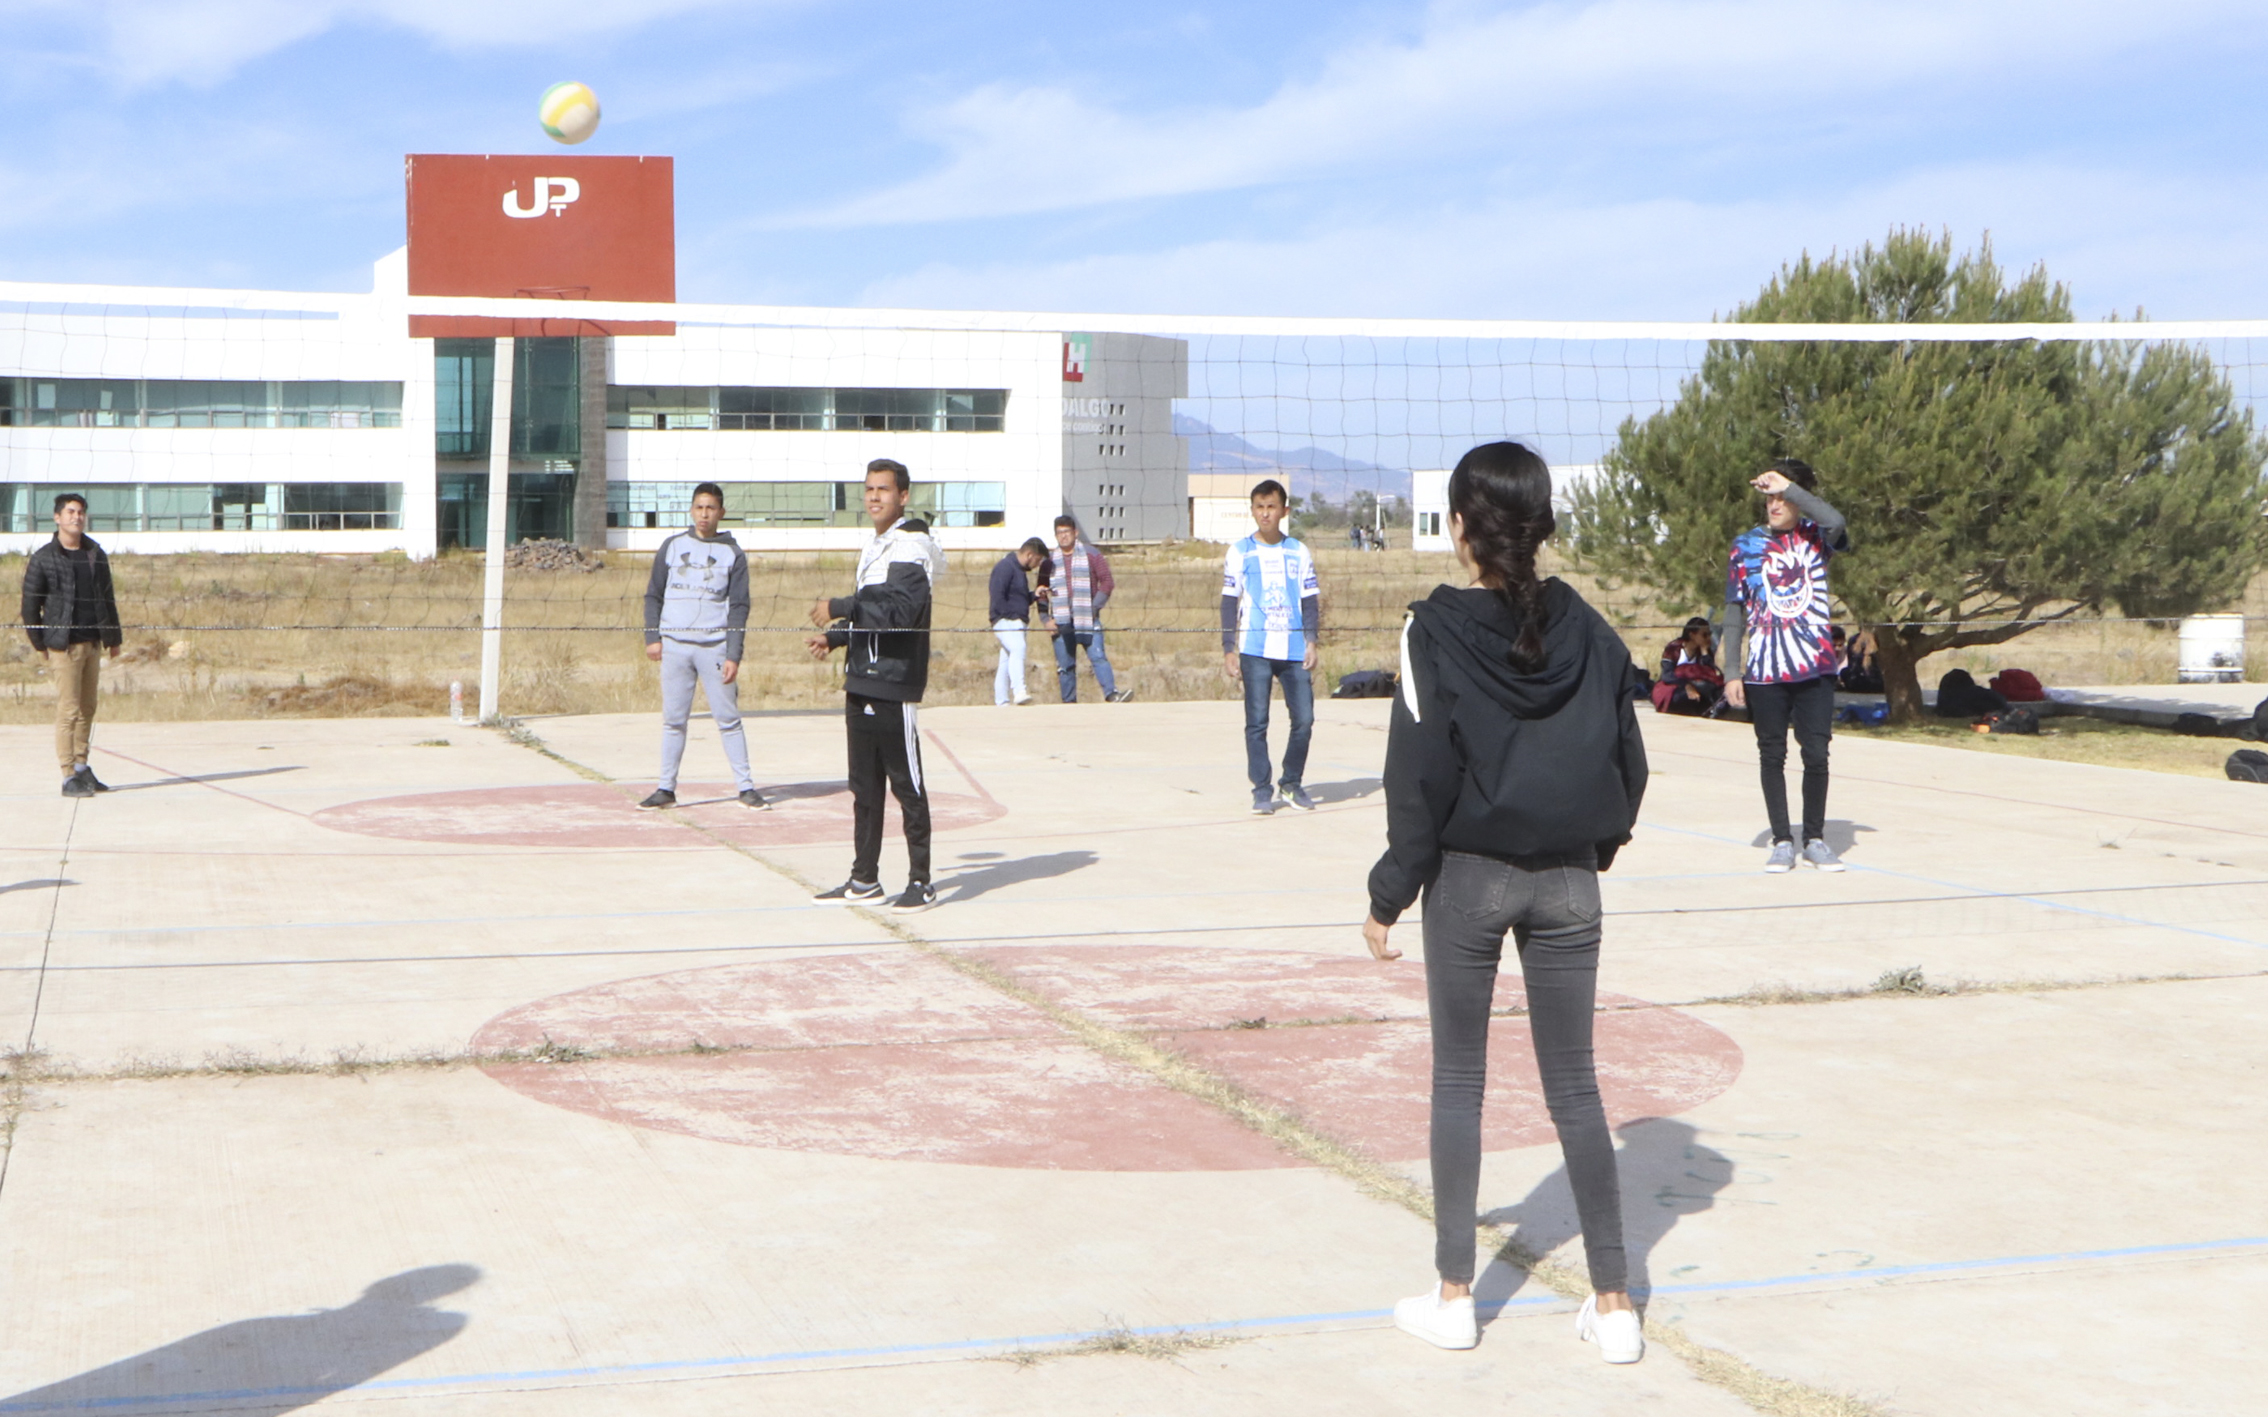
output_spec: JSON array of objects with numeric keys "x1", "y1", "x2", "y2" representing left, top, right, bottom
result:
[{"x1": 806, "y1": 458, "x2": 945, "y2": 912}]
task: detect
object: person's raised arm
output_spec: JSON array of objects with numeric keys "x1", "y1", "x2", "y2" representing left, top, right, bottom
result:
[{"x1": 1778, "y1": 483, "x2": 1850, "y2": 552}]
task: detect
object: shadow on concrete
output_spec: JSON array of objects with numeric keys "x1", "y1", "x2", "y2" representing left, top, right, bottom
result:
[
  {"x1": 755, "y1": 779, "x2": 850, "y2": 803},
  {"x1": 0, "y1": 879, "x2": 72, "y2": 897},
  {"x1": 940, "y1": 850, "x2": 1099, "y2": 904},
  {"x1": 1747, "y1": 819, "x2": 1877, "y2": 855},
  {"x1": 0, "y1": 1265, "x2": 479, "y2": 1415},
  {"x1": 1473, "y1": 1118, "x2": 1730, "y2": 1315},
  {"x1": 110, "y1": 765, "x2": 306, "y2": 794},
  {"x1": 1304, "y1": 777, "x2": 1382, "y2": 805}
]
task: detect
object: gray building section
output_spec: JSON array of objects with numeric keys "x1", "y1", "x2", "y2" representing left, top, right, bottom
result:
[
  {"x1": 574, "y1": 335, "x2": 610, "y2": 549},
  {"x1": 1060, "y1": 332, "x2": 1188, "y2": 543}
]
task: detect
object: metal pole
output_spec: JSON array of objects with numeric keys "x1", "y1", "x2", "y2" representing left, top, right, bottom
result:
[{"x1": 479, "y1": 337, "x2": 515, "y2": 724}]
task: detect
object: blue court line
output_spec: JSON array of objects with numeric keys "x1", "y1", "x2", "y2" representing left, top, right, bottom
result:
[
  {"x1": 1638, "y1": 821, "x2": 2268, "y2": 951},
  {"x1": 5, "y1": 1235, "x2": 2261, "y2": 1410}
]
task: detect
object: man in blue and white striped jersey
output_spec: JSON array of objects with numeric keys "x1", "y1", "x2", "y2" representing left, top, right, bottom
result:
[{"x1": 1221, "y1": 478, "x2": 1322, "y2": 815}]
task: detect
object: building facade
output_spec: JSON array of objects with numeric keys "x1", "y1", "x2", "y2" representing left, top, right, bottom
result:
[{"x1": 1, "y1": 252, "x2": 1189, "y2": 557}]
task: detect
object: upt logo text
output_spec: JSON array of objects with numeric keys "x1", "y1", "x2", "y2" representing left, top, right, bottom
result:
[{"x1": 502, "y1": 177, "x2": 582, "y2": 219}]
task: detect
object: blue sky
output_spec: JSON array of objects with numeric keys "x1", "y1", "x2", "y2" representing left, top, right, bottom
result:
[{"x1": 3, "y1": 0, "x2": 2267, "y2": 320}]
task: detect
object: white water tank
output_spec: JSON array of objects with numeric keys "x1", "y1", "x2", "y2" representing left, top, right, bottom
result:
[{"x1": 2177, "y1": 614, "x2": 2247, "y2": 683}]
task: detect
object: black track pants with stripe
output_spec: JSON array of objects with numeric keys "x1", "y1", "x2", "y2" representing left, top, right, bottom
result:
[{"x1": 846, "y1": 693, "x2": 931, "y2": 886}]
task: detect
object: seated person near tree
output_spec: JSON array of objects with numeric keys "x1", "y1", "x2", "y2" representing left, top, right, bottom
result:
[
  {"x1": 1650, "y1": 616, "x2": 1724, "y2": 716},
  {"x1": 1839, "y1": 627, "x2": 1885, "y2": 693}
]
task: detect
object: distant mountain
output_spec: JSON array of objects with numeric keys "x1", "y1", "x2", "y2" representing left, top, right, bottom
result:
[{"x1": 1176, "y1": 413, "x2": 1412, "y2": 504}]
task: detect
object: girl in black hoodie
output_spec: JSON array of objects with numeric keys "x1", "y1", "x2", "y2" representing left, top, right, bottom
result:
[{"x1": 1363, "y1": 441, "x2": 1649, "y2": 1363}]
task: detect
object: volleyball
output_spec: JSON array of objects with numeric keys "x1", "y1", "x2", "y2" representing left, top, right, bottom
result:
[{"x1": 539, "y1": 81, "x2": 601, "y2": 145}]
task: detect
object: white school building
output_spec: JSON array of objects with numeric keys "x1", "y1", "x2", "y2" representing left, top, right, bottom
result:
[{"x1": 0, "y1": 251, "x2": 1189, "y2": 559}]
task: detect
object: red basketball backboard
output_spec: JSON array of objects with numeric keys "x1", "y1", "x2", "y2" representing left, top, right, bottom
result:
[{"x1": 405, "y1": 154, "x2": 675, "y2": 336}]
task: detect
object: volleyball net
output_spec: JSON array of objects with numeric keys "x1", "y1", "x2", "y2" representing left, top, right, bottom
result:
[{"x1": 3, "y1": 285, "x2": 2265, "y2": 715}]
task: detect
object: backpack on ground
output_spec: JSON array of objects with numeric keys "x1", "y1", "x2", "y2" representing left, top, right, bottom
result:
[
  {"x1": 1988, "y1": 669, "x2": 2046, "y2": 702},
  {"x1": 2227, "y1": 748, "x2": 2268, "y2": 784},
  {"x1": 1986, "y1": 706, "x2": 2040, "y2": 735},
  {"x1": 1332, "y1": 669, "x2": 1399, "y2": 699},
  {"x1": 1936, "y1": 668, "x2": 2009, "y2": 720}
]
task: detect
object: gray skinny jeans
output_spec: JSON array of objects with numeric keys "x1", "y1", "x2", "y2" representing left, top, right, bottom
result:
[{"x1": 1424, "y1": 849, "x2": 1626, "y2": 1292}]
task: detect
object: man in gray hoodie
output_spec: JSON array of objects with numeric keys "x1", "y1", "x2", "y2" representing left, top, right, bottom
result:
[{"x1": 640, "y1": 483, "x2": 762, "y2": 810}]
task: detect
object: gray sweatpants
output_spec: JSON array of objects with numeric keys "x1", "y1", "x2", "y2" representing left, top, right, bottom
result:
[
  {"x1": 658, "y1": 638, "x2": 753, "y2": 793},
  {"x1": 1424, "y1": 849, "x2": 1627, "y2": 1292}
]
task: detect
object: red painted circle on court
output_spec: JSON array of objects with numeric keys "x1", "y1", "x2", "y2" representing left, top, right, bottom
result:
[
  {"x1": 475, "y1": 947, "x2": 1742, "y2": 1170},
  {"x1": 311, "y1": 781, "x2": 1003, "y2": 849}
]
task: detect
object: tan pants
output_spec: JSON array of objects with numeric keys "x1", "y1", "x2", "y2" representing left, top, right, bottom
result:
[{"x1": 54, "y1": 641, "x2": 101, "y2": 774}]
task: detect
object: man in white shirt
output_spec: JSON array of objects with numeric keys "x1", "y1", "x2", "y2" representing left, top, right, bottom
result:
[{"x1": 1221, "y1": 479, "x2": 1322, "y2": 815}]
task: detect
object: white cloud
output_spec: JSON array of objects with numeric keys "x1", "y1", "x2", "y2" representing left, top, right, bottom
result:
[
  {"x1": 0, "y1": 0, "x2": 765, "y2": 87},
  {"x1": 796, "y1": 0, "x2": 2262, "y2": 227},
  {"x1": 846, "y1": 161, "x2": 2268, "y2": 321}
]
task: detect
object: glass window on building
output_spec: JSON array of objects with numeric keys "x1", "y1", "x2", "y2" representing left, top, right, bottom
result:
[
  {"x1": 608, "y1": 386, "x2": 1007, "y2": 432},
  {"x1": 435, "y1": 339, "x2": 496, "y2": 457},
  {"x1": 284, "y1": 482, "x2": 402, "y2": 530},
  {"x1": 512, "y1": 338, "x2": 580, "y2": 456},
  {"x1": 606, "y1": 385, "x2": 711, "y2": 431},
  {"x1": 606, "y1": 480, "x2": 1006, "y2": 529},
  {"x1": 0, "y1": 379, "x2": 403, "y2": 429},
  {"x1": 2, "y1": 482, "x2": 402, "y2": 532},
  {"x1": 437, "y1": 470, "x2": 574, "y2": 548}
]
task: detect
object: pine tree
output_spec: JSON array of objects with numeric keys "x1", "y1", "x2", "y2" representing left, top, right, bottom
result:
[{"x1": 1567, "y1": 229, "x2": 2268, "y2": 721}]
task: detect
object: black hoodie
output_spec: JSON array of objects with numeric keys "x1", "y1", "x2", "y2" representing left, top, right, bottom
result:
[{"x1": 1366, "y1": 579, "x2": 1648, "y2": 926}]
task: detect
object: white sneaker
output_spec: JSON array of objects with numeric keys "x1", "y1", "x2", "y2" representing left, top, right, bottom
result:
[
  {"x1": 1575, "y1": 1294, "x2": 1643, "y2": 1363},
  {"x1": 1393, "y1": 1284, "x2": 1478, "y2": 1350},
  {"x1": 1013, "y1": 692, "x2": 1032, "y2": 706}
]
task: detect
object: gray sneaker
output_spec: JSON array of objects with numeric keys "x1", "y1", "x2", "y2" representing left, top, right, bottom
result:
[
  {"x1": 1251, "y1": 788, "x2": 1277, "y2": 816},
  {"x1": 1277, "y1": 783, "x2": 1317, "y2": 812},
  {"x1": 1764, "y1": 839, "x2": 1797, "y2": 873},
  {"x1": 1800, "y1": 838, "x2": 1847, "y2": 873}
]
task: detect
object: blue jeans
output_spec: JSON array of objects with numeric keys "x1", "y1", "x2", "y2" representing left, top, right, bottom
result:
[
  {"x1": 1241, "y1": 655, "x2": 1312, "y2": 793},
  {"x1": 1053, "y1": 628, "x2": 1116, "y2": 702}
]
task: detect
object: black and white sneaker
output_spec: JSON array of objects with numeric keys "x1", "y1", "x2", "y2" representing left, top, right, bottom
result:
[
  {"x1": 61, "y1": 773, "x2": 94, "y2": 799},
  {"x1": 891, "y1": 882, "x2": 938, "y2": 913},
  {"x1": 637, "y1": 789, "x2": 677, "y2": 810},
  {"x1": 738, "y1": 788, "x2": 769, "y2": 810},
  {"x1": 75, "y1": 765, "x2": 111, "y2": 793},
  {"x1": 1105, "y1": 689, "x2": 1136, "y2": 703},
  {"x1": 813, "y1": 879, "x2": 883, "y2": 904}
]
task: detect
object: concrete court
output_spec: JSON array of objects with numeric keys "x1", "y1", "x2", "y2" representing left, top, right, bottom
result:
[{"x1": 0, "y1": 697, "x2": 2262, "y2": 1415}]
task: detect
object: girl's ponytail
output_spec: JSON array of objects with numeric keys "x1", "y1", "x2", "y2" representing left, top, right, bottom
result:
[{"x1": 1446, "y1": 441, "x2": 1555, "y2": 672}]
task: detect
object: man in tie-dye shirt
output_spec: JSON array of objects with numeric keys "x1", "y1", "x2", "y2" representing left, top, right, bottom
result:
[{"x1": 1720, "y1": 459, "x2": 1851, "y2": 875}]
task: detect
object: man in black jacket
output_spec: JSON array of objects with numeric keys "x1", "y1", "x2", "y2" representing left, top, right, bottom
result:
[
  {"x1": 806, "y1": 459, "x2": 944, "y2": 912},
  {"x1": 21, "y1": 493, "x2": 123, "y2": 798}
]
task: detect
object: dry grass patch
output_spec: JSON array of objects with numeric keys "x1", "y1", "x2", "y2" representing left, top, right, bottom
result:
[
  {"x1": 1852, "y1": 714, "x2": 2254, "y2": 780},
  {"x1": 4, "y1": 547, "x2": 2258, "y2": 720}
]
